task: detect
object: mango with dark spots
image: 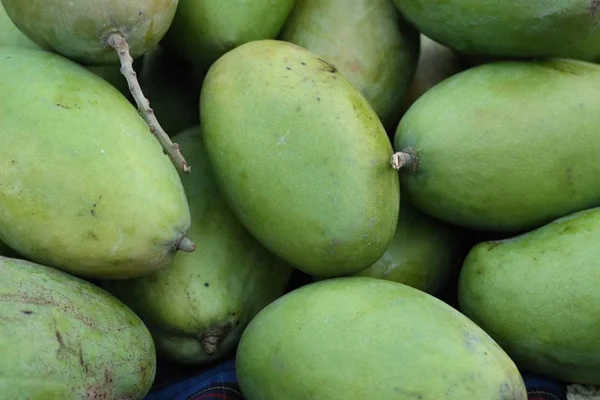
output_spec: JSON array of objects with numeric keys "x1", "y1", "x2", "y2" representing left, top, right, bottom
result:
[
  {"x1": 1, "y1": 0, "x2": 178, "y2": 65},
  {"x1": 236, "y1": 277, "x2": 527, "y2": 400},
  {"x1": 280, "y1": 0, "x2": 419, "y2": 131},
  {"x1": 392, "y1": 0, "x2": 600, "y2": 61},
  {"x1": 0, "y1": 47, "x2": 192, "y2": 279},
  {"x1": 393, "y1": 58, "x2": 600, "y2": 233},
  {"x1": 458, "y1": 206, "x2": 600, "y2": 384},
  {"x1": 101, "y1": 125, "x2": 293, "y2": 365},
  {"x1": 162, "y1": 0, "x2": 296, "y2": 68},
  {"x1": 354, "y1": 201, "x2": 466, "y2": 295},
  {"x1": 0, "y1": 256, "x2": 156, "y2": 399},
  {"x1": 200, "y1": 39, "x2": 399, "y2": 278}
]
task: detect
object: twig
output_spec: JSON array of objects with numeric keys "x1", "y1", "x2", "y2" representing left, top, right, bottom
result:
[{"x1": 105, "y1": 33, "x2": 191, "y2": 174}]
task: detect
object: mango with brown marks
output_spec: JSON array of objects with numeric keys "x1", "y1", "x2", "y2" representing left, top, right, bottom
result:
[
  {"x1": 280, "y1": 0, "x2": 419, "y2": 130},
  {"x1": 201, "y1": 39, "x2": 399, "y2": 278},
  {"x1": 0, "y1": 46, "x2": 192, "y2": 279},
  {"x1": 236, "y1": 277, "x2": 527, "y2": 400},
  {"x1": 394, "y1": 58, "x2": 600, "y2": 232},
  {"x1": 101, "y1": 125, "x2": 294, "y2": 365},
  {"x1": 0, "y1": 256, "x2": 156, "y2": 399}
]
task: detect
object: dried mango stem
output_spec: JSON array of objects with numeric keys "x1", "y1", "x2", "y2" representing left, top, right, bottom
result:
[
  {"x1": 105, "y1": 33, "x2": 191, "y2": 174},
  {"x1": 202, "y1": 335, "x2": 219, "y2": 355},
  {"x1": 176, "y1": 236, "x2": 196, "y2": 253},
  {"x1": 390, "y1": 152, "x2": 414, "y2": 170}
]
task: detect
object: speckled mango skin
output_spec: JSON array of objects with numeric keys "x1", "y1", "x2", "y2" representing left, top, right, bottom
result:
[
  {"x1": 392, "y1": 0, "x2": 600, "y2": 61},
  {"x1": 354, "y1": 201, "x2": 464, "y2": 295},
  {"x1": 1, "y1": 0, "x2": 178, "y2": 65},
  {"x1": 236, "y1": 277, "x2": 527, "y2": 400},
  {"x1": 102, "y1": 126, "x2": 293, "y2": 365},
  {"x1": 162, "y1": 0, "x2": 296, "y2": 68},
  {"x1": 458, "y1": 207, "x2": 600, "y2": 385},
  {"x1": 280, "y1": 0, "x2": 420, "y2": 130},
  {"x1": 0, "y1": 47, "x2": 191, "y2": 279},
  {"x1": 394, "y1": 58, "x2": 600, "y2": 233},
  {"x1": 201, "y1": 40, "x2": 399, "y2": 278},
  {"x1": 0, "y1": 256, "x2": 156, "y2": 400}
]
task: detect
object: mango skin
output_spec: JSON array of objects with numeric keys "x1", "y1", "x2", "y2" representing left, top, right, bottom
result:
[
  {"x1": 354, "y1": 201, "x2": 465, "y2": 295},
  {"x1": 102, "y1": 126, "x2": 293, "y2": 365},
  {"x1": 162, "y1": 0, "x2": 296, "y2": 68},
  {"x1": 458, "y1": 207, "x2": 600, "y2": 385},
  {"x1": 280, "y1": 0, "x2": 419, "y2": 131},
  {"x1": 0, "y1": 47, "x2": 191, "y2": 279},
  {"x1": 392, "y1": 0, "x2": 600, "y2": 61},
  {"x1": 201, "y1": 39, "x2": 399, "y2": 278},
  {"x1": 394, "y1": 58, "x2": 600, "y2": 233},
  {"x1": 0, "y1": 1, "x2": 39, "y2": 49},
  {"x1": 236, "y1": 277, "x2": 527, "y2": 400},
  {"x1": 0, "y1": 256, "x2": 156, "y2": 399},
  {"x1": 1, "y1": 0, "x2": 178, "y2": 65}
]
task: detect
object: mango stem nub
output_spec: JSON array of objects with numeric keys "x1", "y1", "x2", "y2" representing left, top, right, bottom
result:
[
  {"x1": 176, "y1": 236, "x2": 196, "y2": 253},
  {"x1": 391, "y1": 151, "x2": 414, "y2": 170},
  {"x1": 201, "y1": 335, "x2": 219, "y2": 355},
  {"x1": 105, "y1": 33, "x2": 191, "y2": 174}
]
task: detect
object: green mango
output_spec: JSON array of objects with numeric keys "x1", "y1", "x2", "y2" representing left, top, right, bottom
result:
[
  {"x1": 201, "y1": 39, "x2": 399, "y2": 278},
  {"x1": 0, "y1": 0, "x2": 39, "y2": 49},
  {"x1": 392, "y1": 0, "x2": 600, "y2": 61},
  {"x1": 0, "y1": 256, "x2": 156, "y2": 399},
  {"x1": 354, "y1": 201, "x2": 465, "y2": 295},
  {"x1": 138, "y1": 45, "x2": 202, "y2": 136},
  {"x1": 280, "y1": 0, "x2": 419, "y2": 131},
  {"x1": 0, "y1": 46, "x2": 192, "y2": 280},
  {"x1": 400, "y1": 34, "x2": 463, "y2": 114},
  {"x1": 458, "y1": 207, "x2": 600, "y2": 385},
  {"x1": 162, "y1": 0, "x2": 296, "y2": 68},
  {"x1": 1, "y1": 0, "x2": 178, "y2": 65},
  {"x1": 393, "y1": 58, "x2": 600, "y2": 233},
  {"x1": 236, "y1": 277, "x2": 527, "y2": 400},
  {"x1": 101, "y1": 125, "x2": 294, "y2": 365}
]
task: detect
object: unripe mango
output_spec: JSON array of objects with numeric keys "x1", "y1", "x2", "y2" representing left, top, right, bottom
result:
[
  {"x1": 102, "y1": 125, "x2": 293, "y2": 365},
  {"x1": 392, "y1": 0, "x2": 600, "y2": 61},
  {"x1": 394, "y1": 58, "x2": 600, "y2": 232},
  {"x1": 162, "y1": 0, "x2": 296, "y2": 68},
  {"x1": 0, "y1": 47, "x2": 192, "y2": 279},
  {"x1": 237, "y1": 277, "x2": 527, "y2": 400},
  {"x1": 0, "y1": 256, "x2": 156, "y2": 399},
  {"x1": 458, "y1": 206, "x2": 600, "y2": 384},
  {"x1": 1, "y1": 0, "x2": 178, "y2": 65},
  {"x1": 201, "y1": 39, "x2": 399, "y2": 278},
  {"x1": 280, "y1": 0, "x2": 419, "y2": 130}
]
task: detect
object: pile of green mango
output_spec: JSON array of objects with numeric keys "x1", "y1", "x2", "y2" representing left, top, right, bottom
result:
[{"x1": 1, "y1": 0, "x2": 600, "y2": 398}]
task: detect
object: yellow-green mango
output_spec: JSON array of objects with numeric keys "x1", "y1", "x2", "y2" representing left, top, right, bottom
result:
[
  {"x1": 354, "y1": 201, "x2": 465, "y2": 295},
  {"x1": 458, "y1": 206, "x2": 600, "y2": 385},
  {"x1": 394, "y1": 58, "x2": 600, "y2": 233},
  {"x1": 201, "y1": 39, "x2": 399, "y2": 278},
  {"x1": 0, "y1": 47, "x2": 192, "y2": 279},
  {"x1": 102, "y1": 125, "x2": 294, "y2": 365},
  {"x1": 392, "y1": 0, "x2": 600, "y2": 61},
  {"x1": 1, "y1": 0, "x2": 178, "y2": 65},
  {"x1": 280, "y1": 0, "x2": 419, "y2": 131},
  {"x1": 236, "y1": 277, "x2": 527, "y2": 400},
  {"x1": 162, "y1": 0, "x2": 296, "y2": 68},
  {"x1": 0, "y1": 256, "x2": 156, "y2": 399}
]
